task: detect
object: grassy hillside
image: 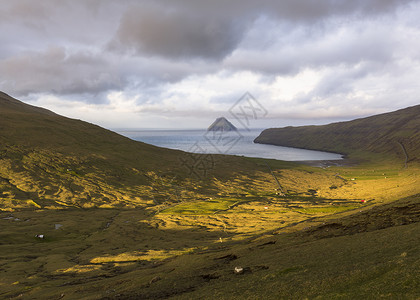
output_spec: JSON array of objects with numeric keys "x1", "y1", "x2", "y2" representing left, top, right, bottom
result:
[
  {"x1": 0, "y1": 91, "x2": 177, "y2": 209},
  {"x1": 255, "y1": 105, "x2": 420, "y2": 164},
  {"x1": 0, "y1": 92, "x2": 276, "y2": 210},
  {"x1": 1, "y1": 92, "x2": 419, "y2": 299}
]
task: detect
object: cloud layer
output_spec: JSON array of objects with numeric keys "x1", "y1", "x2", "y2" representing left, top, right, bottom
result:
[{"x1": 1, "y1": 0, "x2": 419, "y2": 128}]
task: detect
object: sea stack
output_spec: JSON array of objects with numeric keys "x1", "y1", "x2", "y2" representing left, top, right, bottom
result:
[{"x1": 208, "y1": 117, "x2": 237, "y2": 131}]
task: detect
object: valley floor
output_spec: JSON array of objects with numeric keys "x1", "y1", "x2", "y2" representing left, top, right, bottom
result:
[
  {"x1": 1, "y1": 197, "x2": 419, "y2": 299},
  {"x1": 1, "y1": 161, "x2": 419, "y2": 299}
]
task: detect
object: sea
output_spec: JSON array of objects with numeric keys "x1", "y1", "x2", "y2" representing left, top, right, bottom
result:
[{"x1": 117, "y1": 129, "x2": 343, "y2": 161}]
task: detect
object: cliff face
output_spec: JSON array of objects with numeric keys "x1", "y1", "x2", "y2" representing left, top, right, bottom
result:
[
  {"x1": 208, "y1": 117, "x2": 237, "y2": 131},
  {"x1": 254, "y1": 105, "x2": 420, "y2": 162}
]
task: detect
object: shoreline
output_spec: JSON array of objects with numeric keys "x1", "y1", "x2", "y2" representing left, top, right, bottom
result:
[{"x1": 292, "y1": 159, "x2": 356, "y2": 168}]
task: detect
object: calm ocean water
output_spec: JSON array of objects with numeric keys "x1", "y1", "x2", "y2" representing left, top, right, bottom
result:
[{"x1": 117, "y1": 129, "x2": 343, "y2": 161}]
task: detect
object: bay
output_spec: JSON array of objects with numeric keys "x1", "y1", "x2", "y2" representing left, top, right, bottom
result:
[{"x1": 117, "y1": 129, "x2": 343, "y2": 161}]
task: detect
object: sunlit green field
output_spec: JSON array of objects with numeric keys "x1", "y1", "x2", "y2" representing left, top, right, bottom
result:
[
  {"x1": 1, "y1": 192, "x2": 418, "y2": 299},
  {"x1": 1, "y1": 159, "x2": 419, "y2": 299}
]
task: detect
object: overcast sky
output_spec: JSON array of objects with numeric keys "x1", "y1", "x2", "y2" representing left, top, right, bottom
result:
[{"x1": 1, "y1": 0, "x2": 420, "y2": 129}]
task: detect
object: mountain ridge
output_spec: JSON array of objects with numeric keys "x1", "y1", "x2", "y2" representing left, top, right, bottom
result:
[
  {"x1": 0, "y1": 91, "x2": 57, "y2": 116},
  {"x1": 255, "y1": 104, "x2": 420, "y2": 163}
]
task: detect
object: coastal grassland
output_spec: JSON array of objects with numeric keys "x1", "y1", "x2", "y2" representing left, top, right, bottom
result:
[
  {"x1": 153, "y1": 158, "x2": 419, "y2": 239},
  {"x1": 1, "y1": 156, "x2": 419, "y2": 299},
  {"x1": 1, "y1": 193, "x2": 418, "y2": 299}
]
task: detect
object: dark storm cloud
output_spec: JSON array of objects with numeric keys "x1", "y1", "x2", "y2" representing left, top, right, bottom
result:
[
  {"x1": 109, "y1": 3, "x2": 247, "y2": 60},
  {"x1": 110, "y1": 0, "x2": 416, "y2": 61},
  {"x1": 0, "y1": 45, "x2": 218, "y2": 99},
  {"x1": 0, "y1": 47, "x2": 122, "y2": 98}
]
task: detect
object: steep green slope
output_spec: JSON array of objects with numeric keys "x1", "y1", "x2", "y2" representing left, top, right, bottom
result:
[
  {"x1": 255, "y1": 105, "x2": 420, "y2": 163},
  {"x1": 0, "y1": 91, "x2": 172, "y2": 160},
  {"x1": 0, "y1": 92, "x2": 182, "y2": 209},
  {"x1": 0, "y1": 92, "x2": 265, "y2": 210}
]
